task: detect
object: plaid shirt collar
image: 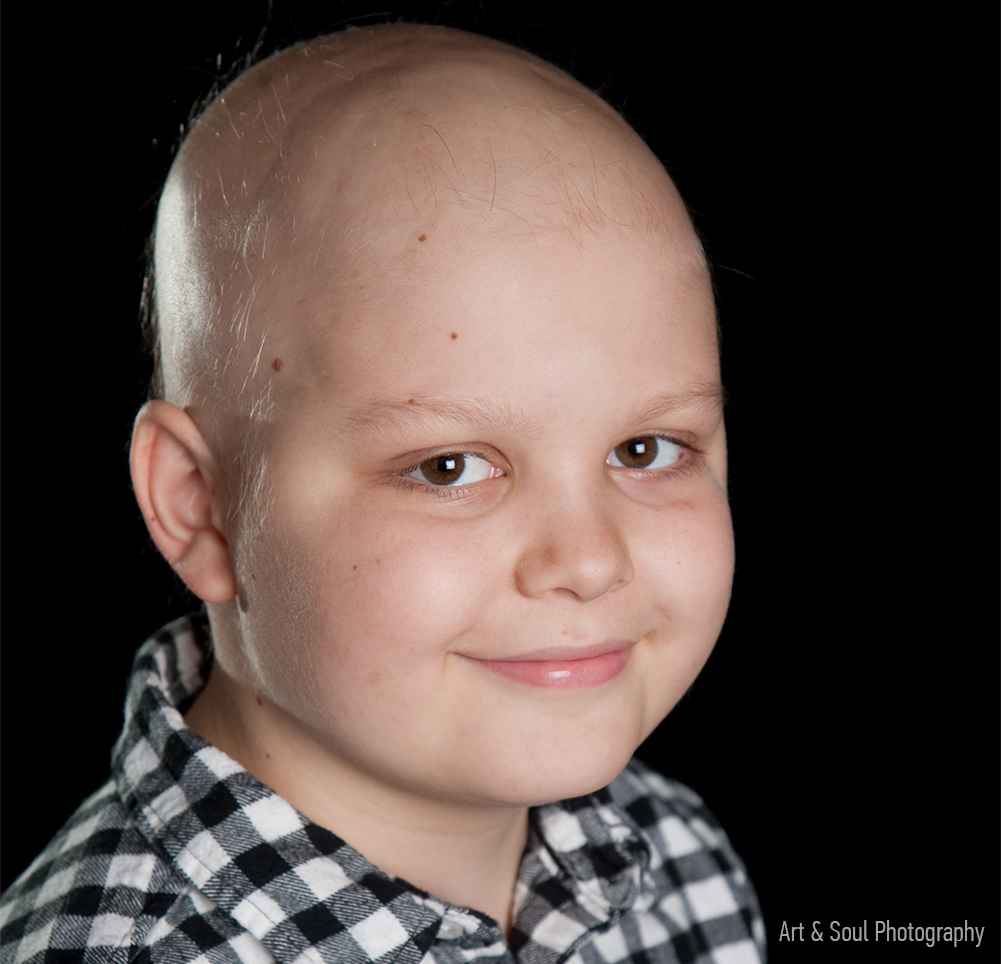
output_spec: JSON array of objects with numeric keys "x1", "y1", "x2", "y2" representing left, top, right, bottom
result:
[{"x1": 112, "y1": 615, "x2": 654, "y2": 963}]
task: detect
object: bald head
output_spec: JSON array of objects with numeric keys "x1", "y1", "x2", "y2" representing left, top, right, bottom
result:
[{"x1": 153, "y1": 24, "x2": 704, "y2": 433}]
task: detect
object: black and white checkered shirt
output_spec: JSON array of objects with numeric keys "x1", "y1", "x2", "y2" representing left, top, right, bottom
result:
[{"x1": 2, "y1": 616, "x2": 765, "y2": 963}]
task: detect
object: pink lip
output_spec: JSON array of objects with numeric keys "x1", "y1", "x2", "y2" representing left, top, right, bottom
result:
[{"x1": 462, "y1": 641, "x2": 634, "y2": 689}]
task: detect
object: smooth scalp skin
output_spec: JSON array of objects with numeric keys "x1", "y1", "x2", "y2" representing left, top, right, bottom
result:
[{"x1": 134, "y1": 24, "x2": 731, "y2": 930}]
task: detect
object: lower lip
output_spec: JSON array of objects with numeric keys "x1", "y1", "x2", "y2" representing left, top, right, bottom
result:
[{"x1": 469, "y1": 649, "x2": 631, "y2": 689}]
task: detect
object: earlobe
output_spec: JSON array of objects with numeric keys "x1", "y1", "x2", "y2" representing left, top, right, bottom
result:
[{"x1": 130, "y1": 400, "x2": 238, "y2": 603}]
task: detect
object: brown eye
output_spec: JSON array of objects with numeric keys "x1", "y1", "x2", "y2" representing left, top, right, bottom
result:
[
  {"x1": 607, "y1": 436, "x2": 682, "y2": 470},
  {"x1": 420, "y1": 455, "x2": 466, "y2": 485},
  {"x1": 405, "y1": 453, "x2": 500, "y2": 487}
]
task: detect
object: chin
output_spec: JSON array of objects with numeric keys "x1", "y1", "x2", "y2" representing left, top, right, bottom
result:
[{"x1": 485, "y1": 735, "x2": 637, "y2": 809}]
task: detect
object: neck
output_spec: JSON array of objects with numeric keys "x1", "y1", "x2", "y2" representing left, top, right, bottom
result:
[{"x1": 185, "y1": 660, "x2": 529, "y2": 933}]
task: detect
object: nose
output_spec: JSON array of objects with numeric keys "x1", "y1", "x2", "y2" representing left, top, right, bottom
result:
[{"x1": 515, "y1": 494, "x2": 634, "y2": 601}]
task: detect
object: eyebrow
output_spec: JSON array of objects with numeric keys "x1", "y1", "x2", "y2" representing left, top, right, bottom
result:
[
  {"x1": 342, "y1": 396, "x2": 542, "y2": 440},
  {"x1": 339, "y1": 383, "x2": 724, "y2": 440},
  {"x1": 626, "y1": 384, "x2": 726, "y2": 428}
]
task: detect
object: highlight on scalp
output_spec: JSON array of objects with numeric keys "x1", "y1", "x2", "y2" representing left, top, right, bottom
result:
[{"x1": 140, "y1": 30, "x2": 271, "y2": 403}]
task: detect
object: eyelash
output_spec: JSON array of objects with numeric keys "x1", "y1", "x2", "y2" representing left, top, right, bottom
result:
[
  {"x1": 393, "y1": 466, "x2": 484, "y2": 501},
  {"x1": 395, "y1": 435, "x2": 698, "y2": 500}
]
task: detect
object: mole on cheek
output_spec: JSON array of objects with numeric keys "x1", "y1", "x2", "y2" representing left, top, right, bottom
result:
[
  {"x1": 450, "y1": 332, "x2": 458, "y2": 340},
  {"x1": 271, "y1": 357, "x2": 283, "y2": 372},
  {"x1": 418, "y1": 233, "x2": 427, "y2": 242}
]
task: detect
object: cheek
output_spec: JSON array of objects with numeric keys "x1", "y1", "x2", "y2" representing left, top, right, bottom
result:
[
  {"x1": 643, "y1": 489, "x2": 734, "y2": 606},
  {"x1": 233, "y1": 527, "x2": 327, "y2": 708},
  {"x1": 687, "y1": 494, "x2": 735, "y2": 609},
  {"x1": 331, "y1": 514, "x2": 497, "y2": 627},
  {"x1": 246, "y1": 509, "x2": 503, "y2": 698},
  {"x1": 638, "y1": 493, "x2": 734, "y2": 720}
]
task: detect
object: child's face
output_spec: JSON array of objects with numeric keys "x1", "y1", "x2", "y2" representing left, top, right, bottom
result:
[
  {"x1": 165, "y1": 31, "x2": 734, "y2": 813},
  {"x1": 225, "y1": 187, "x2": 733, "y2": 810}
]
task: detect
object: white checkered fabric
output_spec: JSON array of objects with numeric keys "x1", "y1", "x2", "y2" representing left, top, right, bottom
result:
[{"x1": 1, "y1": 616, "x2": 765, "y2": 963}]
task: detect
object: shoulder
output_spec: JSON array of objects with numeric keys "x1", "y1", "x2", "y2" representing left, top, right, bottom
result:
[
  {"x1": 600, "y1": 759, "x2": 767, "y2": 962},
  {"x1": 1, "y1": 781, "x2": 190, "y2": 963}
]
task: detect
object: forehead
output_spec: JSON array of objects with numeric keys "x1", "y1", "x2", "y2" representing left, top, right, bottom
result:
[{"x1": 311, "y1": 222, "x2": 717, "y2": 402}]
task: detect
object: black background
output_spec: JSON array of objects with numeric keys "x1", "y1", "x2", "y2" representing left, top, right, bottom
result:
[{"x1": 4, "y1": 2, "x2": 997, "y2": 960}]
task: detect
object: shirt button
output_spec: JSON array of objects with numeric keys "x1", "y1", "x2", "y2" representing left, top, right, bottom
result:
[{"x1": 438, "y1": 918, "x2": 464, "y2": 940}]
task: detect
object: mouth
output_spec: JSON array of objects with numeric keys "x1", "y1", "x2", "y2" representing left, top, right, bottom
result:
[{"x1": 460, "y1": 640, "x2": 635, "y2": 689}]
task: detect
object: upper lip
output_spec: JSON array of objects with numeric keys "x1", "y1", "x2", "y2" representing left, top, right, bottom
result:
[{"x1": 472, "y1": 639, "x2": 637, "y2": 662}]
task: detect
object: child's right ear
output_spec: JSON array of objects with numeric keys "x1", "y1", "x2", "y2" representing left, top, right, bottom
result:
[{"x1": 130, "y1": 401, "x2": 238, "y2": 603}]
